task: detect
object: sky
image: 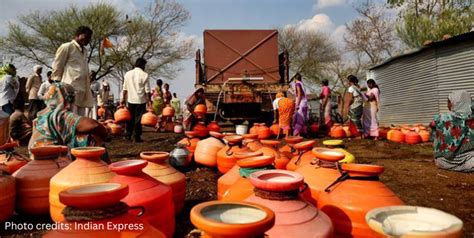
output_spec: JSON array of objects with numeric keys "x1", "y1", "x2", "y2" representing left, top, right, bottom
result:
[{"x1": 0, "y1": 0, "x2": 382, "y2": 99}]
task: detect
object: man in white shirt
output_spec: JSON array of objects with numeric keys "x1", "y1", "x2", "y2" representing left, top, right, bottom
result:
[
  {"x1": 26, "y1": 65, "x2": 44, "y2": 120},
  {"x1": 37, "y1": 71, "x2": 53, "y2": 100},
  {"x1": 121, "y1": 58, "x2": 151, "y2": 142},
  {"x1": 0, "y1": 64, "x2": 19, "y2": 115},
  {"x1": 51, "y1": 26, "x2": 93, "y2": 116}
]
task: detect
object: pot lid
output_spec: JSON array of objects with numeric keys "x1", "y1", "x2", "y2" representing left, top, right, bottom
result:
[
  {"x1": 341, "y1": 163, "x2": 384, "y2": 176},
  {"x1": 260, "y1": 140, "x2": 280, "y2": 147},
  {"x1": 140, "y1": 151, "x2": 169, "y2": 162},
  {"x1": 237, "y1": 155, "x2": 274, "y2": 168},
  {"x1": 284, "y1": 136, "x2": 304, "y2": 144},
  {"x1": 210, "y1": 131, "x2": 224, "y2": 139},
  {"x1": 293, "y1": 140, "x2": 316, "y2": 151},
  {"x1": 234, "y1": 151, "x2": 263, "y2": 160},
  {"x1": 30, "y1": 145, "x2": 68, "y2": 159},
  {"x1": 322, "y1": 140, "x2": 343, "y2": 146},
  {"x1": 243, "y1": 134, "x2": 258, "y2": 139},
  {"x1": 109, "y1": 160, "x2": 147, "y2": 175},
  {"x1": 71, "y1": 147, "x2": 106, "y2": 159},
  {"x1": 249, "y1": 169, "x2": 304, "y2": 192},
  {"x1": 190, "y1": 201, "x2": 275, "y2": 236},
  {"x1": 59, "y1": 183, "x2": 128, "y2": 209},
  {"x1": 366, "y1": 206, "x2": 463, "y2": 236},
  {"x1": 312, "y1": 147, "x2": 345, "y2": 162},
  {"x1": 226, "y1": 135, "x2": 244, "y2": 144}
]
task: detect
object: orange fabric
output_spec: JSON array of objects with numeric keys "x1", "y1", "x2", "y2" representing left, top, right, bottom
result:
[{"x1": 278, "y1": 97, "x2": 295, "y2": 129}]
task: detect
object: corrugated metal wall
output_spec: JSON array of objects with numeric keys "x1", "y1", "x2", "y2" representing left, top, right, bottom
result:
[
  {"x1": 371, "y1": 49, "x2": 439, "y2": 125},
  {"x1": 436, "y1": 42, "x2": 474, "y2": 113}
]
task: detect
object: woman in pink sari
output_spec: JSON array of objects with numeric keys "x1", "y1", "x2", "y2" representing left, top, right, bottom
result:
[
  {"x1": 319, "y1": 79, "x2": 332, "y2": 131},
  {"x1": 363, "y1": 79, "x2": 380, "y2": 139}
]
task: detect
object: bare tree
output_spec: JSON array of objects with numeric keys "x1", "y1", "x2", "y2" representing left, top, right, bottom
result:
[
  {"x1": 278, "y1": 26, "x2": 339, "y2": 92},
  {"x1": 108, "y1": 0, "x2": 195, "y2": 90},
  {"x1": 344, "y1": 2, "x2": 398, "y2": 66}
]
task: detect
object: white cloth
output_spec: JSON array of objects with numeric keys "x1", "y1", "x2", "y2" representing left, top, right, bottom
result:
[
  {"x1": 272, "y1": 97, "x2": 282, "y2": 110},
  {"x1": 37, "y1": 81, "x2": 52, "y2": 100},
  {"x1": 51, "y1": 40, "x2": 93, "y2": 108},
  {"x1": 347, "y1": 85, "x2": 365, "y2": 109},
  {"x1": 26, "y1": 74, "x2": 42, "y2": 100},
  {"x1": 0, "y1": 75, "x2": 19, "y2": 106},
  {"x1": 122, "y1": 67, "x2": 151, "y2": 104}
]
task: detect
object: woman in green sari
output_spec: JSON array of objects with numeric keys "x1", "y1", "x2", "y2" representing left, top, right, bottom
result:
[
  {"x1": 432, "y1": 90, "x2": 473, "y2": 172},
  {"x1": 28, "y1": 82, "x2": 110, "y2": 162}
]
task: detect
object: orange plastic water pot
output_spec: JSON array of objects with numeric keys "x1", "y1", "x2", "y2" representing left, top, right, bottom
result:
[
  {"x1": 114, "y1": 106, "x2": 131, "y2": 123},
  {"x1": 296, "y1": 158, "x2": 404, "y2": 237},
  {"x1": 419, "y1": 129, "x2": 431, "y2": 143},
  {"x1": 13, "y1": 146, "x2": 69, "y2": 215},
  {"x1": 190, "y1": 201, "x2": 275, "y2": 238},
  {"x1": 245, "y1": 170, "x2": 334, "y2": 238},
  {"x1": 330, "y1": 124, "x2": 346, "y2": 138},
  {"x1": 178, "y1": 131, "x2": 200, "y2": 158},
  {"x1": 405, "y1": 130, "x2": 421, "y2": 144},
  {"x1": 49, "y1": 147, "x2": 115, "y2": 222},
  {"x1": 140, "y1": 151, "x2": 186, "y2": 214},
  {"x1": 207, "y1": 121, "x2": 221, "y2": 133},
  {"x1": 243, "y1": 133, "x2": 263, "y2": 151},
  {"x1": 217, "y1": 151, "x2": 262, "y2": 200},
  {"x1": 286, "y1": 140, "x2": 316, "y2": 171},
  {"x1": 217, "y1": 136, "x2": 250, "y2": 174},
  {"x1": 193, "y1": 122, "x2": 210, "y2": 138},
  {"x1": 195, "y1": 132, "x2": 225, "y2": 167},
  {"x1": 390, "y1": 129, "x2": 405, "y2": 143},
  {"x1": 109, "y1": 160, "x2": 175, "y2": 237},
  {"x1": 162, "y1": 104, "x2": 175, "y2": 117},
  {"x1": 258, "y1": 140, "x2": 289, "y2": 169},
  {"x1": 0, "y1": 142, "x2": 30, "y2": 174},
  {"x1": 194, "y1": 104, "x2": 207, "y2": 118},
  {"x1": 44, "y1": 183, "x2": 165, "y2": 238},
  {"x1": 141, "y1": 109, "x2": 158, "y2": 127},
  {"x1": 257, "y1": 123, "x2": 272, "y2": 140},
  {"x1": 221, "y1": 155, "x2": 275, "y2": 202}
]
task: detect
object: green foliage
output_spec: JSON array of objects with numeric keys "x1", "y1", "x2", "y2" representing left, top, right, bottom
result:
[{"x1": 389, "y1": 0, "x2": 474, "y2": 48}]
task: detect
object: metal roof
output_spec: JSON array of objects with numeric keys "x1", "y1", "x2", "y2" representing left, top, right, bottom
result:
[{"x1": 370, "y1": 30, "x2": 474, "y2": 70}]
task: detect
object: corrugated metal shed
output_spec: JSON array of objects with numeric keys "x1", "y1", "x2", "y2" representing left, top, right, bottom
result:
[
  {"x1": 436, "y1": 41, "x2": 474, "y2": 113},
  {"x1": 369, "y1": 31, "x2": 474, "y2": 125}
]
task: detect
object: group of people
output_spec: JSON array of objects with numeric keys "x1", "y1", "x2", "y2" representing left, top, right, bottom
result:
[
  {"x1": 318, "y1": 75, "x2": 381, "y2": 139},
  {"x1": 272, "y1": 73, "x2": 308, "y2": 137},
  {"x1": 120, "y1": 58, "x2": 182, "y2": 142}
]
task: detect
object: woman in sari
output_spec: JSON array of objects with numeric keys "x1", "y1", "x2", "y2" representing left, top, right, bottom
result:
[
  {"x1": 362, "y1": 79, "x2": 380, "y2": 139},
  {"x1": 319, "y1": 79, "x2": 332, "y2": 132},
  {"x1": 292, "y1": 73, "x2": 308, "y2": 136},
  {"x1": 431, "y1": 90, "x2": 473, "y2": 172},
  {"x1": 346, "y1": 75, "x2": 364, "y2": 136},
  {"x1": 273, "y1": 92, "x2": 295, "y2": 137},
  {"x1": 152, "y1": 79, "x2": 164, "y2": 115},
  {"x1": 183, "y1": 87, "x2": 206, "y2": 130},
  {"x1": 28, "y1": 82, "x2": 110, "y2": 162}
]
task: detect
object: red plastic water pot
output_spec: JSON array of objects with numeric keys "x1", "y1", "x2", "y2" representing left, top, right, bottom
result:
[{"x1": 109, "y1": 160, "x2": 175, "y2": 237}]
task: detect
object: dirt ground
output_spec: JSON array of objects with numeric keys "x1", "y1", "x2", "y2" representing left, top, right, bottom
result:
[{"x1": 2, "y1": 129, "x2": 473, "y2": 237}]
